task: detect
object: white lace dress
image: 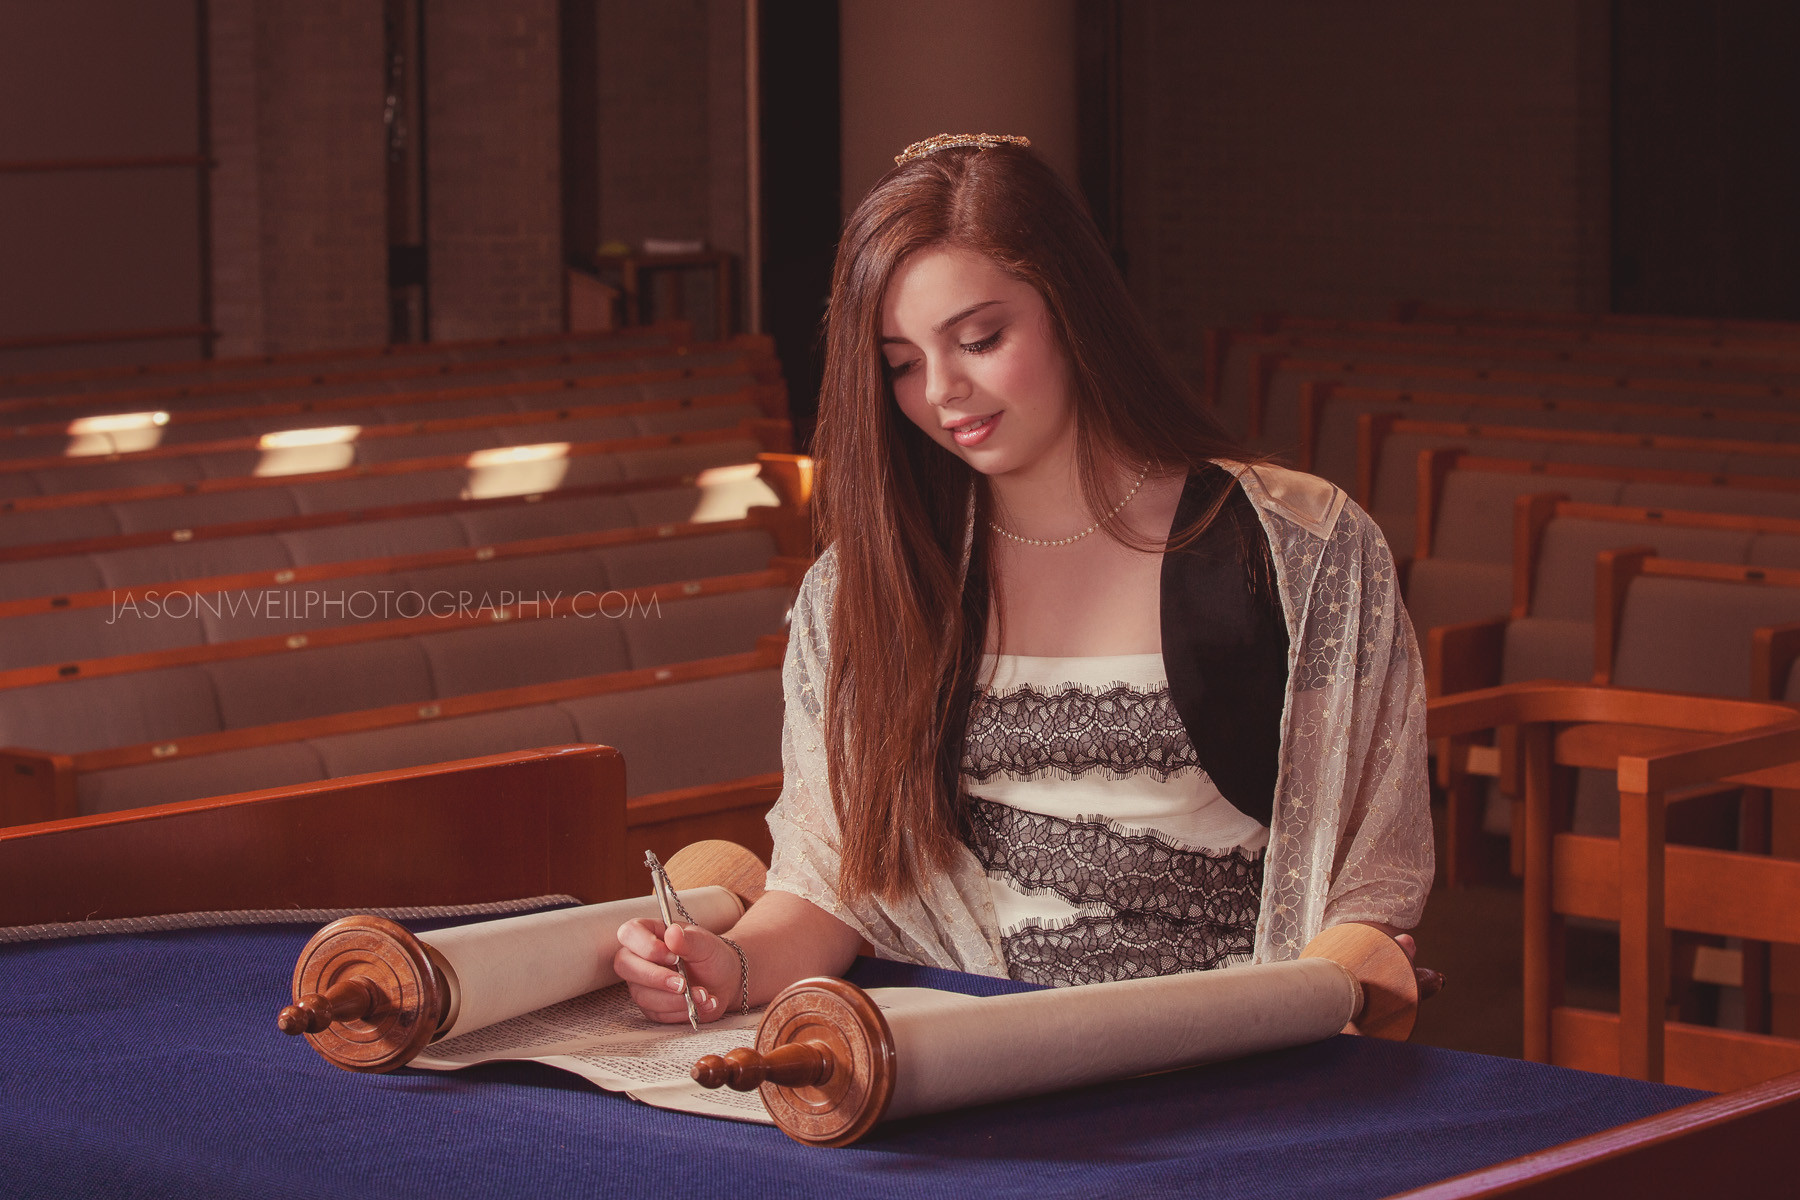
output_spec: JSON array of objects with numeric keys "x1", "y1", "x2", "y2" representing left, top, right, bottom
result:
[
  {"x1": 963, "y1": 652, "x2": 1268, "y2": 986},
  {"x1": 765, "y1": 463, "x2": 1433, "y2": 975}
]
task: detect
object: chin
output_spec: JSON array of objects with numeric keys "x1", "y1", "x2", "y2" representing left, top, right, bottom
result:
[{"x1": 949, "y1": 447, "x2": 1014, "y2": 476}]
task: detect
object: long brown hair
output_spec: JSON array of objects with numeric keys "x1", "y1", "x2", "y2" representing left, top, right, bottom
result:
[{"x1": 813, "y1": 142, "x2": 1249, "y2": 903}]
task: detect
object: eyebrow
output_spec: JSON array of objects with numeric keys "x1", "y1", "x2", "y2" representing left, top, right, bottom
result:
[{"x1": 879, "y1": 300, "x2": 1003, "y2": 344}]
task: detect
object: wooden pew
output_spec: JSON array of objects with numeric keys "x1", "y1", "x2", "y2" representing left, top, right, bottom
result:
[
  {"x1": 0, "y1": 558, "x2": 795, "y2": 691},
  {"x1": 0, "y1": 581, "x2": 800, "y2": 825},
  {"x1": 0, "y1": 744, "x2": 634, "y2": 927},
  {"x1": 0, "y1": 336, "x2": 780, "y2": 457},
  {"x1": 0, "y1": 450, "x2": 808, "y2": 608},
  {"x1": 0, "y1": 511, "x2": 804, "y2": 680},
  {"x1": 0, "y1": 322, "x2": 709, "y2": 412},
  {"x1": 0, "y1": 373, "x2": 784, "y2": 486},
  {"x1": 0, "y1": 320, "x2": 690, "y2": 393},
  {"x1": 0, "y1": 418, "x2": 794, "y2": 562}
]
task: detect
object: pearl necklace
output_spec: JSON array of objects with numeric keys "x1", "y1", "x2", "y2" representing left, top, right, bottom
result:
[{"x1": 988, "y1": 466, "x2": 1150, "y2": 547}]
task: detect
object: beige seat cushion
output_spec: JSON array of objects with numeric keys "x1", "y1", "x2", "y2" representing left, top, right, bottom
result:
[
  {"x1": 557, "y1": 669, "x2": 783, "y2": 797},
  {"x1": 78, "y1": 742, "x2": 327, "y2": 816},
  {"x1": 308, "y1": 704, "x2": 581, "y2": 779}
]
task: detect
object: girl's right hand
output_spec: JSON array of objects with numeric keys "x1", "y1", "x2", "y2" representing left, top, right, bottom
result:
[{"x1": 613, "y1": 917, "x2": 742, "y2": 1023}]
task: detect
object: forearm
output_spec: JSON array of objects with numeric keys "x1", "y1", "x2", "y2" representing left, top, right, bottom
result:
[{"x1": 723, "y1": 889, "x2": 863, "y2": 1006}]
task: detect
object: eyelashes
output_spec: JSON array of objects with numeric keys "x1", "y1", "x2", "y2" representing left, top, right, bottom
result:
[{"x1": 884, "y1": 327, "x2": 1006, "y2": 380}]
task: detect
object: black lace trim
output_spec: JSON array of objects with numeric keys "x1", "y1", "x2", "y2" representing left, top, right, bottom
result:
[
  {"x1": 999, "y1": 912, "x2": 1254, "y2": 987},
  {"x1": 962, "y1": 797, "x2": 1264, "y2": 987},
  {"x1": 961, "y1": 682, "x2": 1200, "y2": 783}
]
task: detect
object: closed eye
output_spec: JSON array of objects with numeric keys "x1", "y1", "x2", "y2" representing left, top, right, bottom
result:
[{"x1": 961, "y1": 329, "x2": 1004, "y2": 355}]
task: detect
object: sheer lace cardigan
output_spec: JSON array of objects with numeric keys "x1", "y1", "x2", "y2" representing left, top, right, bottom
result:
[{"x1": 764, "y1": 463, "x2": 1434, "y2": 972}]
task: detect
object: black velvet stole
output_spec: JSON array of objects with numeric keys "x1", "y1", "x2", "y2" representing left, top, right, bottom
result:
[{"x1": 1158, "y1": 465, "x2": 1290, "y2": 828}]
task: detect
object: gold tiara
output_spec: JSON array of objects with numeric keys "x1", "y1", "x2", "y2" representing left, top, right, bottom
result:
[{"x1": 894, "y1": 132, "x2": 1032, "y2": 166}]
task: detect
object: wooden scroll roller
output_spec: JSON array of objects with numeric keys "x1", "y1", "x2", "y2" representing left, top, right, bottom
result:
[
  {"x1": 693, "y1": 923, "x2": 1431, "y2": 1148},
  {"x1": 277, "y1": 840, "x2": 767, "y2": 1073}
]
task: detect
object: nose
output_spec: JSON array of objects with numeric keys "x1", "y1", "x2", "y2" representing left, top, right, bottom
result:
[{"x1": 922, "y1": 351, "x2": 969, "y2": 409}]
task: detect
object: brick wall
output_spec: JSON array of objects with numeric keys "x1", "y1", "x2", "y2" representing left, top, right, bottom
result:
[
  {"x1": 585, "y1": 0, "x2": 747, "y2": 334},
  {"x1": 597, "y1": 0, "x2": 710, "y2": 249},
  {"x1": 206, "y1": 0, "x2": 263, "y2": 358},
  {"x1": 425, "y1": 0, "x2": 564, "y2": 340},
  {"x1": 206, "y1": 2, "x2": 751, "y2": 352},
  {"x1": 838, "y1": 0, "x2": 1078, "y2": 212},
  {"x1": 208, "y1": 0, "x2": 388, "y2": 356},
  {"x1": 1120, "y1": 1, "x2": 1611, "y2": 374},
  {"x1": 704, "y1": 0, "x2": 749, "y2": 291}
]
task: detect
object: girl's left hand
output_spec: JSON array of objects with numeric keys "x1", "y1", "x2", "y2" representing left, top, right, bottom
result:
[{"x1": 1389, "y1": 932, "x2": 1445, "y2": 999}]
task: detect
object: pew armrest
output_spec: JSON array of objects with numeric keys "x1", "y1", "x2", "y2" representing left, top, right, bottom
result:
[
  {"x1": 1753, "y1": 621, "x2": 1800, "y2": 703},
  {"x1": 1427, "y1": 616, "x2": 1509, "y2": 699},
  {"x1": 0, "y1": 747, "x2": 77, "y2": 828}
]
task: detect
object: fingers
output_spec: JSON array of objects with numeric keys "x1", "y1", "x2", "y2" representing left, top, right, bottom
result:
[
  {"x1": 626, "y1": 980, "x2": 731, "y2": 1023},
  {"x1": 617, "y1": 917, "x2": 676, "y2": 969},
  {"x1": 613, "y1": 917, "x2": 733, "y2": 1023},
  {"x1": 1394, "y1": 933, "x2": 1417, "y2": 964},
  {"x1": 663, "y1": 921, "x2": 725, "y2": 967},
  {"x1": 614, "y1": 920, "x2": 681, "y2": 991}
]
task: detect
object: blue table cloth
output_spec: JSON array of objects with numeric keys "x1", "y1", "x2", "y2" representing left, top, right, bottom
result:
[{"x1": 1, "y1": 915, "x2": 1707, "y2": 1200}]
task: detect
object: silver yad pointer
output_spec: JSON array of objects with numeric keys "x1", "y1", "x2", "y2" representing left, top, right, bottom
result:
[{"x1": 644, "y1": 850, "x2": 701, "y2": 1031}]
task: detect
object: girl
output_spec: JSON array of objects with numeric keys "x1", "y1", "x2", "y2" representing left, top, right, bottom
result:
[{"x1": 617, "y1": 134, "x2": 1432, "y2": 1020}]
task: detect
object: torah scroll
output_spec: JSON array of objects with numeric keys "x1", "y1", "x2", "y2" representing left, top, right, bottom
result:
[
  {"x1": 694, "y1": 922, "x2": 1419, "y2": 1146},
  {"x1": 276, "y1": 841, "x2": 760, "y2": 1073},
  {"x1": 276, "y1": 843, "x2": 1418, "y2": 1144}
]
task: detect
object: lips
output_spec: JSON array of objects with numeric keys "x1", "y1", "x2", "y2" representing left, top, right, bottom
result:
[{"x1": 944, "y1": 412, "x2": 1000, "y2": 448}]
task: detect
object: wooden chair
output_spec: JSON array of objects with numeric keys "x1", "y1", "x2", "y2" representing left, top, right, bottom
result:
[
  {"x1": 1359, "y1": 414, "x2": 1800, "y2": 558},
  {"x1": 1594, "y1": 554, "x2": 1800, "y2": 695},
  {"x1": 1429, "y1": 682, "x2": 1800, "y2": 1088},
  {"x1": 1428, "y1": 494, "x2": 1800, "y2": 700},
  {"x1": 1394, "y1": 300, "x2": 1800, "y2": 342},
  {"x1": 1263, "y1": 348, "x2": 1800, "y2": 455},
  {"x1": 1273, "y1": 312, "x2": 1800, "y2": 357},
  {"x1": 0, "y1": 743, "x2": 634, "y2": 928},
  {"x1": 1301, "y1": 378, "x2": 1800, "y2": 487},
  {"x1": 1211, "y1": 324, "x2": 1800, "y2": 438},
  {"x1": 1427, "y1": 496, "x2": 1800, "y2": 885},
  {"x1": 1753, "y1": 621, "x2": 1800, "y2": 707}
]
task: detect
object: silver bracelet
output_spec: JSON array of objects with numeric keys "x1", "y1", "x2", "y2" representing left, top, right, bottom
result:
[{"x1": 717, "y1": 933, "x2": 750, "y2": 1015}]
